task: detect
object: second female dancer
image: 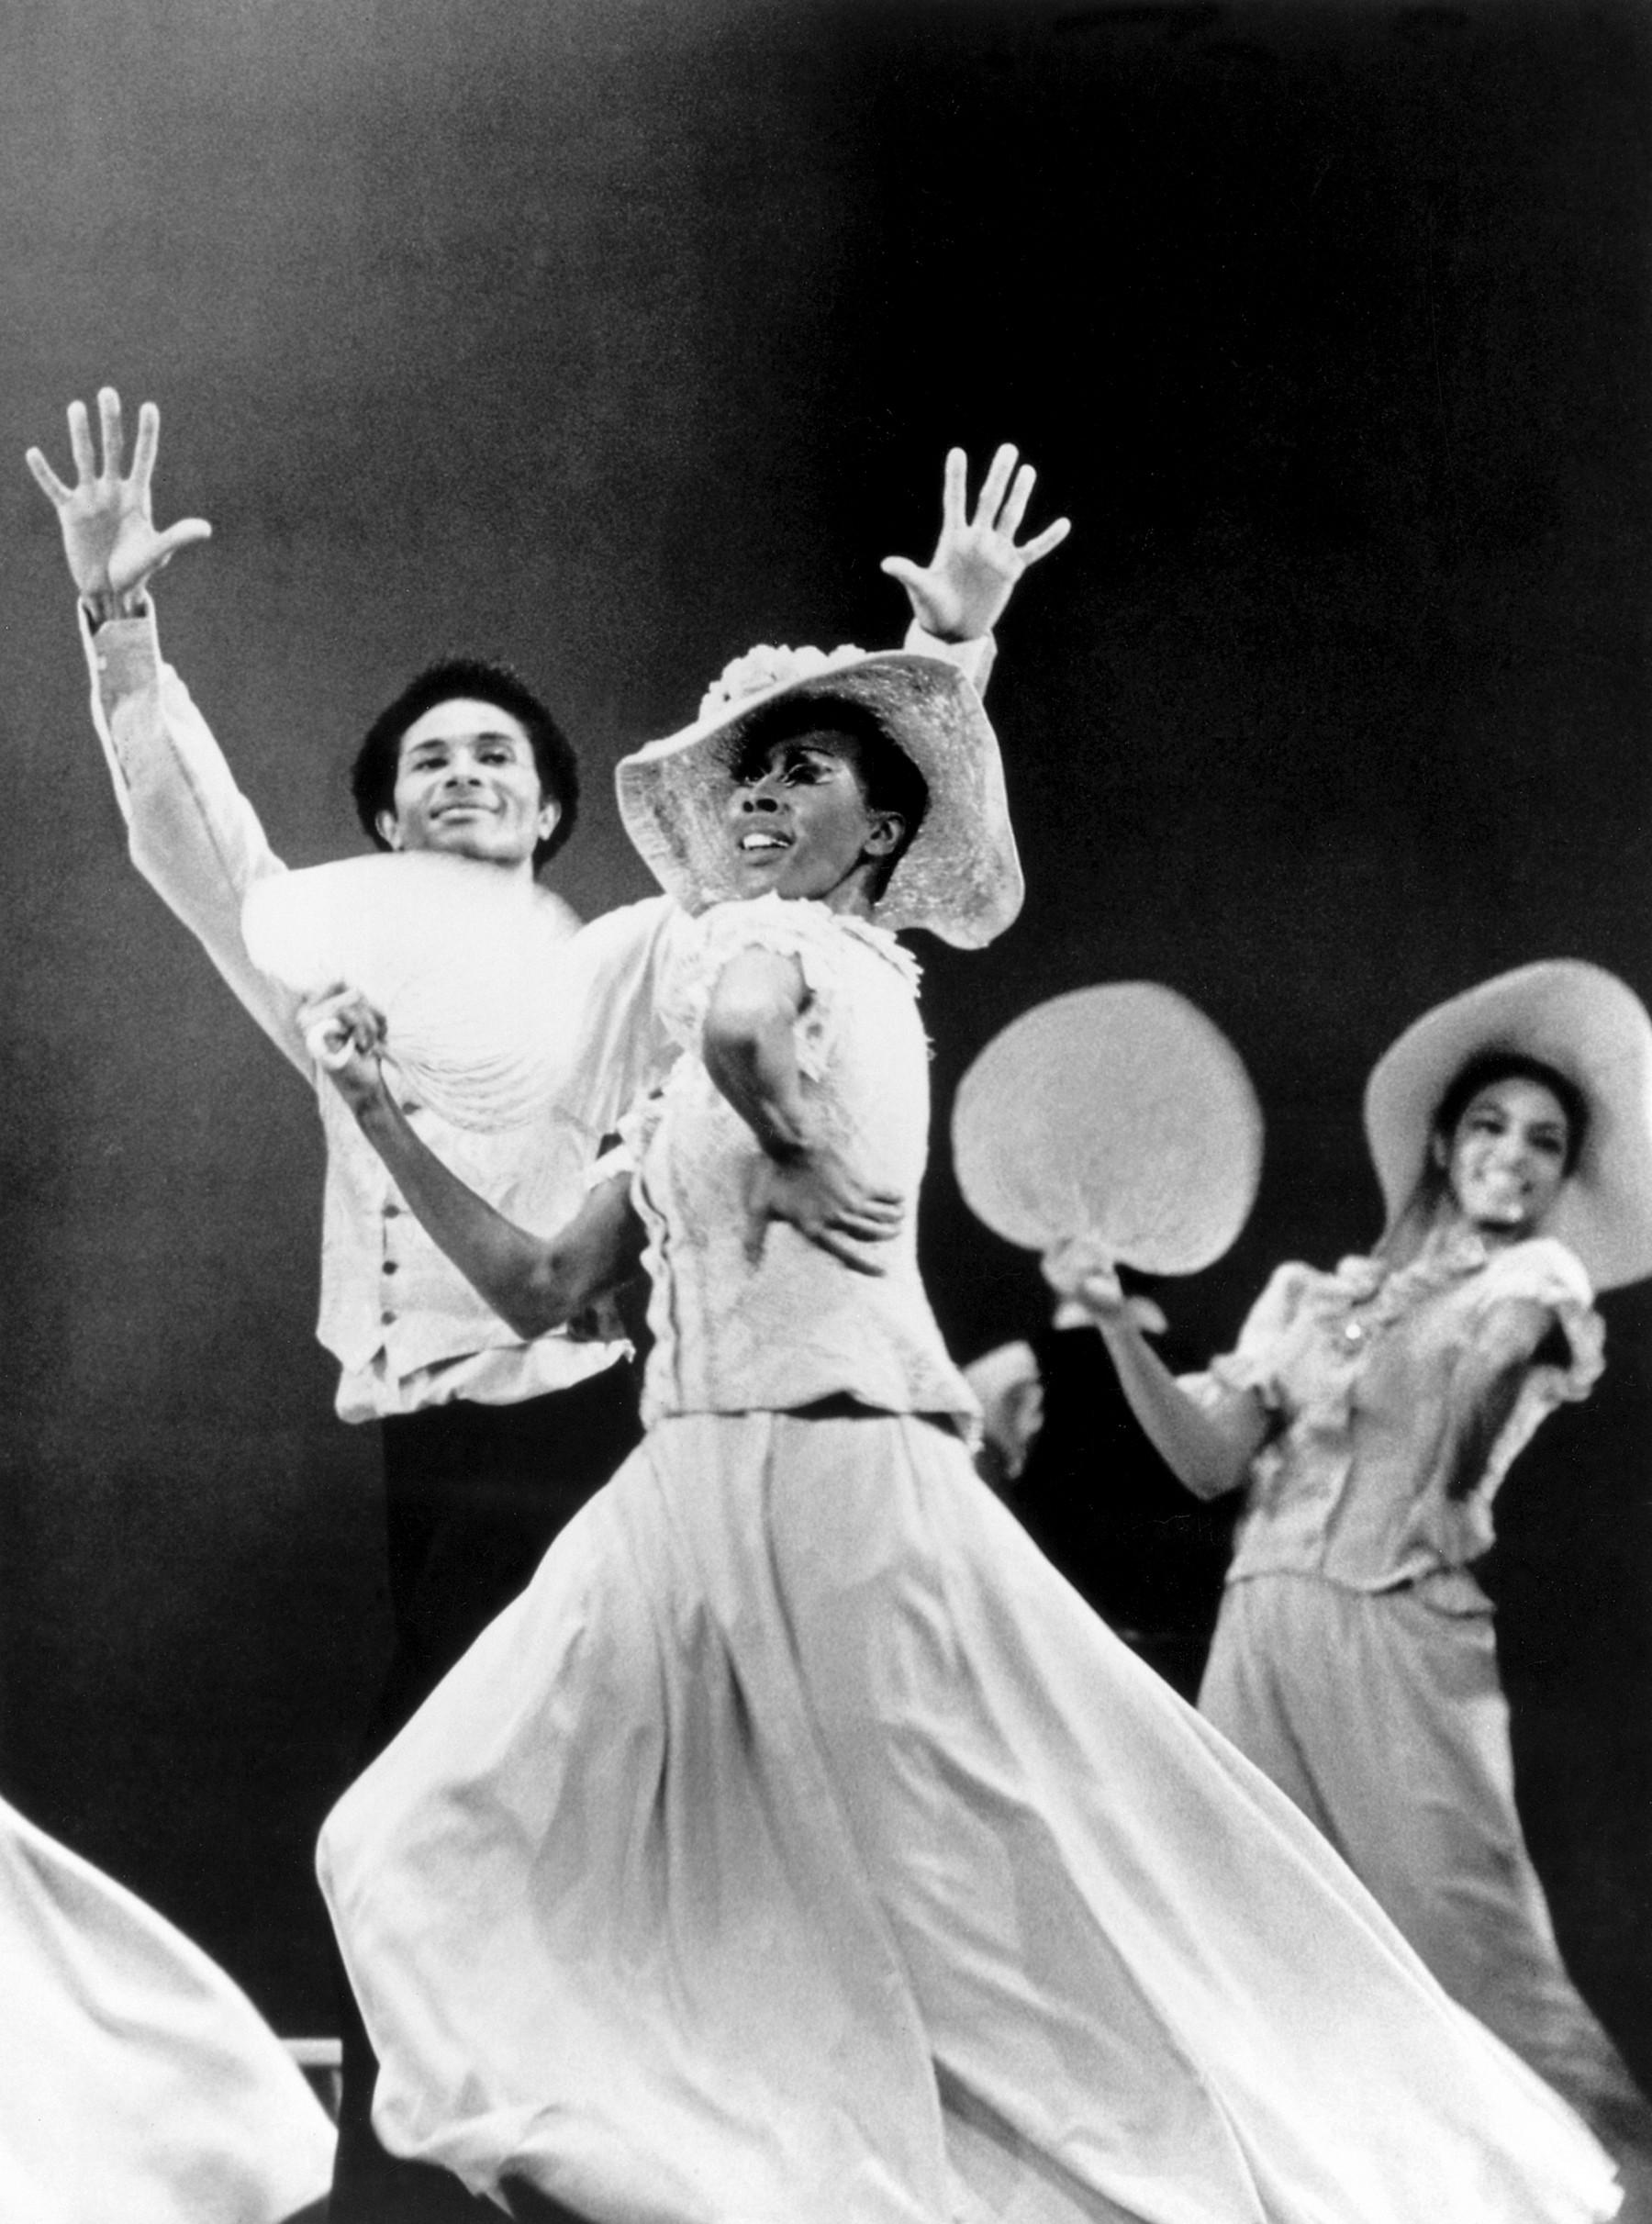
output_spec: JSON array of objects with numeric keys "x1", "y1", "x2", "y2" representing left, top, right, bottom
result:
[{"x1": 1054, "y1": 958, "x2": 1652, "y2": 2180}]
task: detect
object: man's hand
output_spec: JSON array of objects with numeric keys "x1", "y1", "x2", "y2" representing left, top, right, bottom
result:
[
  {"x1": 881, "y1": 444, "x2": 1070, "y2": 643},
  {"x1": 26, "y1": 388, "x2": 211, "y2": 622},
  {"x1": 298, "y1": 985, "x2": 392, "y2": 1121},
  {"x1": 746, "y1": 1146, "x2": 904, "y2": 1274}
]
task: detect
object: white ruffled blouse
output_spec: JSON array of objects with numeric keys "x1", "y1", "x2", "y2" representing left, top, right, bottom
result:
[
  {"x1": 627, "y1": 895, "x2": 977, "y2": 1430},
  {"x1": 1181, "y1": 1229, "x2": 1604, "y2": 1611}
]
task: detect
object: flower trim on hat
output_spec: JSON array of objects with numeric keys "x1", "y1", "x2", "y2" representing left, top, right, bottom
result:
[
  {"x1": 697, "y1": 644, "x2": 866, "y2": 724},
  {"x1": 660, "y1": 893, "x2": 921, "y2": 1084}
]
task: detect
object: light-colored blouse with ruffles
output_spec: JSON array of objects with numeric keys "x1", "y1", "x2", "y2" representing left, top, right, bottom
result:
[
  {"x1": 627, "y1": 894, "x2": 979, "y2": 1432},
  {"x1": 1181, "y1": 1231, "x2": 1604, "y2": 1614}
]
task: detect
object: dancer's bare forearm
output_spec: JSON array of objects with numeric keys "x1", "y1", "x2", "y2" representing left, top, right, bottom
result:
[{"x1": 311, "y1": 988, "x2": 643, "y2": 1337}]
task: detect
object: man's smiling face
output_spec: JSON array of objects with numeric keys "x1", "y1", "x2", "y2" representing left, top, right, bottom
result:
[{"x1": 378, "y1": 698, "x2": 559, "y2": 872}]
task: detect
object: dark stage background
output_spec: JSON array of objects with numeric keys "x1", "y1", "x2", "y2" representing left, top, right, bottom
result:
[{"x1": 2, "y1": 0, "x2": 1649, "y2": 2073}]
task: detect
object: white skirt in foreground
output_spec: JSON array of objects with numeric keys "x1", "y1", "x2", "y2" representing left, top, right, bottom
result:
[
  {"x1": 1, "y1": 1790, "x2": 335, "y2": 2224},
  {"x1": 320, "y1": 1410, "x2": 1620, "y2": 2224}
]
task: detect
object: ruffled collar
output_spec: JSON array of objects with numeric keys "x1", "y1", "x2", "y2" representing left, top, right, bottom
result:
[
  {"x1": 719, "y1": 892, "x2": 923, "y2": 994},
  {"x1": 1327, "y1": 1225, "x2": 1490, "y2": 1324}
]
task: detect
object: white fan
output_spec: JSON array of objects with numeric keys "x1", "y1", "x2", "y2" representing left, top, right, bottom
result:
[
  {"x1": 951, "y1": 982, "x2": 1263, "y2": 1276},
  {"x1": 241, "y1": 853, "x2": 581, "y2": 1132}
]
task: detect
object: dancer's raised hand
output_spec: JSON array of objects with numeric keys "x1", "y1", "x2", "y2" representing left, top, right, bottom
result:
[
  {"x1": 881, "y1": 444, "x2": 1070, "y2": 643},
  {"x1": 26, "y1": 388, "x2": 211, "y2": 620}
]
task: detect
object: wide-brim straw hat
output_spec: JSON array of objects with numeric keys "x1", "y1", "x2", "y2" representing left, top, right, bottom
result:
[
  {"x1": 615, "y1": 643, "x2": 1023, "y2": 949},
  {"x1": 1364, "y1": 959, "x2": 1652, "y2": 1291}
]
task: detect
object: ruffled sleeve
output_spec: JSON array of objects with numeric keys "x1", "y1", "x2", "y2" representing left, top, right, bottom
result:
[
  {"x1": 657, "y1": 893, "x2": 919, "y2": 1082},
  {"x1": 1475, "y1": 1232, "x2": 1594, "y2": 1315},
  {"x1": 1464, "y1": 1235, "x2": 1605, "y2": 1509},
  {"x1": 611, "y1": 1089, "x2": 667, "y2": 1178},
  {"x1": 1178, "y1": 1261, "x2": 1314, "y2": 1417},
  {"x1": 585, "y1": 1134, "x2": 642, "y2": 1191}
]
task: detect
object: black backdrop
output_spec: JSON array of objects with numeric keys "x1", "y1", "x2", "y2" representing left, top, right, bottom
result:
[{"x1": 1, "y1": 0, "x2": 1647, "y2": 2067}]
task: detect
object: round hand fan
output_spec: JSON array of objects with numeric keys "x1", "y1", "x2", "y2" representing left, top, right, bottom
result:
[
  {"x1": 951, "y1": 982, "x2": 1263, "y2": 1275},
  {"x1": 241, "y1": 853, "x2": 581, "y2": 1132}
]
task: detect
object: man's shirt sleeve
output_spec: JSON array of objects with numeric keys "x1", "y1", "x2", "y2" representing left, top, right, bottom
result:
[{"x1": 81, "y1": 601, "x2": 311, "y2": 1075}]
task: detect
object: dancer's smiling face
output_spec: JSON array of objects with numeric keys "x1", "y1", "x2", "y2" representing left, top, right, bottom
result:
[
  {"x1": 378, "y1": 698, "x2": 560, "y2": 871},
  {"x1": 727, "y1": 726, "x2": 907, "y2": 912},
  {"x1": 1435, "y1": 1075, "x2": 1572, "y2": 1240}
]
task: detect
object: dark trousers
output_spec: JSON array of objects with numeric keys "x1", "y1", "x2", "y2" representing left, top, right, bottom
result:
[{"x1": 329, "y1": 1359, "x2": 642, "y2": 2224}]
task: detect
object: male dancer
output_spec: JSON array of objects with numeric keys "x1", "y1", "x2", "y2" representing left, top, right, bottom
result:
[{"x1": 28, "y1": 390, "x2": 1066, "y2": 2220}]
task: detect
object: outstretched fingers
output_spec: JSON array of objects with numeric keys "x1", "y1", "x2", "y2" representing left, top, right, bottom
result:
[
  {"x1": 885, "y1": 440, "x2": 1069, "y2": 638},
  {"x1": 23, "y1": 446, "x2": 73, "y2": 508},
  {"x1": 24, "y1": 388, "x2": 147, "y2": 508},
  {"x1": 67, "y1": 397, "x2": 98, "y2": 486},
  {"x1": 970, "y1": 442, "x2": 1019, "y2": 531},
  {"x1": 150, "y1": 517, "x2": 215, "y2": 566},
  {"x1": 1019, "y1": 513, "x2": 1072, "y2": 565},
  {"x1": 998, "y1": 461, "x2": 1036, "y2": 541},
  {"x1": 983, "y1": 453, "x2": 1071, "y2": 561},
  {"x1": 96, "y1": 387, "x2": 125, "y2": 483},
  {"x1": 127, "y1": 397, "x2": 161, "y2": 497},
  {"x1": 940, "y1": 444, "x2": 968, "y2": 534},
  {"x1": 878, "y1": 553, "x2": 924, "y2": 592}
]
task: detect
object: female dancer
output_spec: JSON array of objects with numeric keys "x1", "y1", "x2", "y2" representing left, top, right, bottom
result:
[
  {"x1": 308, "y1": 463, "x2": 1619, "y2": 2223},
  {"x1": 1054, "y1": 958, "x2": 1652, "y2": 2159}
]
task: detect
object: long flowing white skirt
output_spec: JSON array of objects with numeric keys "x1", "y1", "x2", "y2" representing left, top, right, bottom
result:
[
  {"x1": 2, "y1": 1790, "x2": 335, "y2": 2224},
  {"x1": 319, "y1": 1411, "x2": 1620, "y2": 2224}
]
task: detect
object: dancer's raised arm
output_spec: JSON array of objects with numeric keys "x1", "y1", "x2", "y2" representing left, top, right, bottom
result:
[{"x1": 26, "y1": 388, "x2": 312, "y2": 1069}]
